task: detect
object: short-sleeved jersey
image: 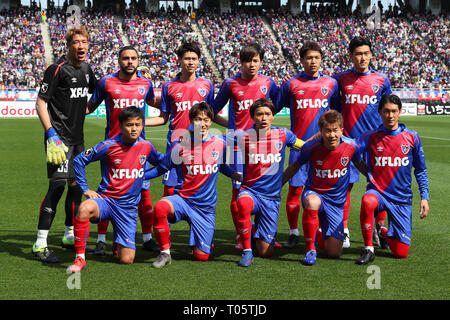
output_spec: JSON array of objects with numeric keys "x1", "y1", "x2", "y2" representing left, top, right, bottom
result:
[
  {"x1": 73, "y1": 134, "x2": 163, "y2": 206},
  {"x1": 236, "y1": 127, "x2": 298, "y2": 200},
  {"x1": 357, "y1": 124, "x2": 429, "y2": 205},
  {"x1": 89, "y1": 72, "x2": 155, "y2": 139},
  {"x1": 38, "y1": 56, "x2": 97, "y2": 145},
  {"x1": 277, "y1": 72, "x2": 339, "y2": 141},
  {"x1": 297, "y1": 136, "x2": 361, "y2": 205},
  {"x1": 333, "y1": 68, "x2": 392, "y2": 139},
  {"x1": 160, "y1": 73, "x2": 214, "y2": 146},
  {"x1": 152, "y1": 133, "x2": 233, "y2": 213},
  {"x1": 212, "y1": 73, "x2": 279, "y2": 130}
]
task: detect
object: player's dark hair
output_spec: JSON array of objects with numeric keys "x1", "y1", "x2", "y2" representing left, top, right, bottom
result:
[
  {"x1": 299, "y1": 40, "x2": 323, "y2": 59},
  {"x1": 118, "y1": 106, "x2": 144, "y2": 124},
  {"x1": 349, "y1": 36, "x2": 372, "y2": 53},
  {"x1": 240, "y1": 42, "x2": 265, "y2": 62},
  {"x1": 249, "y1": 98, "x2": 276, "y2": 118},
  {"x1": 65, "y1": 26, "x2": 89, "y2": 45},
  {"x1": 189, "y1": 102, "x2": 214, "y2": 121},
  {"x1": 378, "y1": 94, "x2": 402, "y2": 112},
  {"x1": 119, "y1": 46, "x2": 139, "y2": 58},
  {"x1": 318, "y1": 110, "x2": 344, "y2": 129},
  {"x1": 176, "y1": 41, "x2": 201, "y2": 59}
]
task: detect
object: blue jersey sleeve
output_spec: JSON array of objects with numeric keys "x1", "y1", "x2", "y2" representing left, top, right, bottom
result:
[
  {"x1": 145, "y1": 79, "x2": 155, "y2": 103},
  {"x1": 89, "y1": 77, "x2": 107, "y2": 106},
  {"x1": 329, "y1": 79, "x2": 341, "y2": 112},
  {"x1": 268, "y1": 78, "x2": 280, "y2": 105},
  {"x1": 205, "y1": 80, "x2": 215, "y2": 106},
  {"x1": 284, "y1": 128, "x2": 299, "y2": 148},
  {"x1": 145, "y1": 142, "x2": 180, "y2": 179},
  {"x1": 275, "y1": 79, "x2": 291, "y2": 114},
  {"x1": 296, "y1": 140, "x2": 318, "y2": 166},
  {"x1": 411, "y1": 132, "x2": 429, "y2": 200},
  {"x1": 160, "y1": 82, "x2": 170, "y2": 114},
  {"x1": 212, "y1": 79, "x2": 231, "y2": 114}
]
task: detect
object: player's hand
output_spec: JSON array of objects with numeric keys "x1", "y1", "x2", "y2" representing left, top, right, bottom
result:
[
  {"x1": 46, "y1": 128, "x2": 68, "y2": 165},
  {"x1": 84, "y1": 190, "x2": 101, "y2": 199},
  {"x1": 419, "y1": 199, "x2": 429, "y2": 219},
  {"x1": 231, "y1": 172, "x2": 242, "y2": 182}
]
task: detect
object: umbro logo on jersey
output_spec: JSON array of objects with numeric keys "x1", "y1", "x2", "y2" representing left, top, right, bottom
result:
[
  {"x1": 376, "y1": 146, "x2": 384, "y2": 152},
  {"x1": 71, "y1": 77, "x2": 77, "y2": 83},
  {"x1": 297, "y1": 90, "x2": 304, "y2": 95},
  {"x1": 345, "y1": 85, "x2": 353, "y2": 91},
  {"x1": 176, "y1": 92, "x2": 183, "y2": 98},
  {"x1": 86, "y1": 74, "x2": 90, "y2": 83},
  {"x1": 114, "y1": 89, "x2": 121, "y2": 94},
  {"x1": 316, "y1": 160, "x2": 323, "y2": 166},
  {"x1": 114, "y1": 159, "x2": 122, "y2": 164},
  {"x1": 238, "y1": 91, "x2": 244, "y2": 96},
  {"x1": 70, "y1": 87, "x2": 88, "y2": 98}
]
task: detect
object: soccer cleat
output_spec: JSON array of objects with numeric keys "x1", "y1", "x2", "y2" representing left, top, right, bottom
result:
[
  {"x1": 94, "y1": 241, "x2": 106, "y2": 256},
  {"x1": 283, "y1": 234, "x2": 299, "y2": 249},
  {"x1": 143, "y1": 239, "x2": 160, "y2": 252},
  {"x1": 343, "y1": 229, "x2": 350, "y2": 248},
  {"x1": 152, "y1": 252, "x2": 172, "y2": 268},
  {"x1": 355, "y1": 249, "x2": 375, "y2": 265},
  {"x1": 67, "y1": 256, "x2": 86, "y2": 272},
  {"x1": 32, "y1": 244, "x2": 59, "y2": 263},
  {"x1": 61, "y1": 236, "x2": 74, "y2": 250},
  {"x1": 302, "y1": 250, "x2": 317, "y2": 265},
  {"x1": 238, "y1": 250, "x2": 253, "y2": 267},
  {"x1": 376, "y1": 223, "x2": 390, "y2": 250}
]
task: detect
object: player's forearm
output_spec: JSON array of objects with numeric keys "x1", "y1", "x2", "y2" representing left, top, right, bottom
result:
[
  {"x1": 213, "y1": 114, "x2": 228, "y2": 128},
  {"x1": 145, "y1": 113, "x2": 168, "y2": 127},
  {"x1": 35, "y1": 97, "x2": 52, "y2": 131},
  {"x1": 282, "y1": 162, "x2": 300, "y2": 185},
  {"x1": 86, "y1": 101, "x2": 98, "y2": 114}
]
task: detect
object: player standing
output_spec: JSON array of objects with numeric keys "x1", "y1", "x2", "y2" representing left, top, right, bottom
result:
[
  {"x1": 32, "y1": 26, "x2": 97, "y2": 262},
  {"x1": 87, "y1": 46, "x2": 159, "y2": 254},
  {"x1": 276, "y1": 41, "x2": 339, "y2": 249},
  {"x1": 146, "y1": 42, "x2": 215, "y2": 197},
  {"x1": 355, "y1": 95, "x2": 429, "y2": 264},
  {"x1": 146, "y1": 102, "x2": 241, "y2": 268},
  {"x1": 212, "y1": 42, "x2": 279, "y2": 250},
  {"x1": 333, "y1": 37, "x2": 392, "y2": 248},
  {"x1": 235, "y1": 99, "x2": 304, "y2": 267},
  {"x1": 283, "y1": 110, "x2": 364, "y2": 265},
  {"x1": 67, "y1": 107, "x2": 163, "y2": 271}
]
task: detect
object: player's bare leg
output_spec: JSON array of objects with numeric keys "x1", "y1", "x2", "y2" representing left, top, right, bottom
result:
[
  {"x1": 323, "y1": 237, "x2": 343, "y2": 259},
  {"x1": 255, "y1": 239, "x2": 273, "y2": 258},
  {"x1": 117, "y1": 244, "x2": 136, "y2": 264}
]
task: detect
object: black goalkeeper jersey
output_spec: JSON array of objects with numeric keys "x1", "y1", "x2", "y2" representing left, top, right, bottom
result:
[{"x1": 38, "y1": 56, "x2": 97, "y2": 145}]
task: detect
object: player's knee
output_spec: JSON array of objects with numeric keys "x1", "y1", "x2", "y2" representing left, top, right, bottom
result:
[
  {"x1": 361, "y1": 193, "x2": 379, "y2": 212},
  {"x1": 193, "y1": 248, "x2": 210, "y2": 261},
  {"x1": 78, "y1": 200, "x2": 96, "y2": 220},
  {"x1": 324, "y1": 238, "x2": 342, "y2": 259},
  {"x1": 256, "y1": 240, "x2": 273, "y2": 258},
  {"x1": 303, "y1": 195, "x2": 321, "y2": 210},
  {"x1": 119, "y1": 254, "x2": 135, "y2": 264},
  {"x1": 153, "y1": 200, "x2": 172, "y2": 221},
  {"x1": 391, "y1": 239, "x2": 409, "y2": 259}
]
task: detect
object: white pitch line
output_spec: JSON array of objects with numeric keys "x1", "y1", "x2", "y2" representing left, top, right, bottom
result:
[{"x1": 421, "y1": 136, "x2": 450, "y2": 141}]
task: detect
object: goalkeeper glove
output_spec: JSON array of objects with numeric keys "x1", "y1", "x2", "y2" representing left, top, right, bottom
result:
[{"x1": 46, "y1": 128, "x2": 68, "y2": 165}]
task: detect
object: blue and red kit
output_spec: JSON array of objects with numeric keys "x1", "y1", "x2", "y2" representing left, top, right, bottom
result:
[
  {"x1": 160, "y1": 73, "x2": 215, "y2": 187},
  {"x1": 212, "y1": 73, "x2": 279, "y2": 131},
  {"x1": 89, "y1": 72, "x2": 155, "y2": 140}
]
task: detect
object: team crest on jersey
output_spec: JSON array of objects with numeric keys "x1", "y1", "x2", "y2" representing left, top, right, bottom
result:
[
  {"x1": 341, "y1": 157, "x2": 349, "y2": 166},
  {"x1": 274, "y1": 141, "x2": 283, "y2": 151},
  {"x1": 198, "y1": 88, "x2": 207, "y2": 97},
  {"x1": 321, "y1": 87, "x2": 329, "y2": 96},
  {"x1": 260, "y1": 86, "x2": 267, "y2": 95},
  {"x1": 401, "y1": 145, "x2": 411, "y2": 155},
  {"x1": 138, "y1": 86, "x2": 145, "y2": 95},
  {"x1": 86, "y1": 74, "x2": 90, "y2": 83},
  {"x1": 372, "y1": 84, "x2": 380, "y2": 93},
  {"x1": 41, "y1": 83, "x2": 48, "y2": 93},
  {"x1": 211, "y1": 150, "x2": 219, "y2": 161},
  {"x1": 139, "y1": 155, "x2": 146, "y2": 165},
  {"x1": 84, "y1": 148, "x2": 93, "y2": 156}
]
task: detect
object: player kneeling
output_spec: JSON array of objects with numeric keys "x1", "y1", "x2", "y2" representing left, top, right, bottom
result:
[
  {"x1": 283, "y1": 110, "x2": 364, "y2": 265},
  {"x1": 67, "y1": 107, "x2": 163, "y2": 272},
  {"x1": 146, "y1": 102, "x2": 241, "y2": 268}
]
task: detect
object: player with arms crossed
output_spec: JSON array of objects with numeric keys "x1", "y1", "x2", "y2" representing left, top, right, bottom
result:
[
  {"x1": 333, "y1": 37, "x2": 392, "y2": 248},
  {"x1": 283, "y1": 110, "x2": 364, "y2": 265},
  {"x1": 87, "y1": 46, "x2": 159, "y2": 254},
  {"x1": 355, "y1": 95, "x2": 429, "y2": 265},
  {"x1": 235, "y1": 99, "x2": 305, "y2": 267},
  {"x1": 146, "y1": 102, "x2": 241, "y2": 268},
  {"x1": 33, "y1": 26, "x2": 97, "y2": 262},
  {"x1": 212, "y1": 42, "x2": 279, "y2": 250},
  {"x1": 277, "y1": 40, "x2": 340, "y2": 249},
  {"x1": 67, "y1": 107, "x2": 163, "y2": 271},
  {"x1": 146, "y1": 42, "x2": 215, "y2": 197}
]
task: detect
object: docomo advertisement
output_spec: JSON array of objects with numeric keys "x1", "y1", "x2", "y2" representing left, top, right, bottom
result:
[{"x1": 0, "y1": 101, "x2": 38, "y2": 117}]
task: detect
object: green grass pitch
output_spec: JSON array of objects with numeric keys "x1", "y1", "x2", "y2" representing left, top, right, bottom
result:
[{"x1": 0, "y1": 116, "x2": 449, "y2": 300}]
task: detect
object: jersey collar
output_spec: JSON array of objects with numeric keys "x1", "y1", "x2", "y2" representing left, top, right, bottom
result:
[{"x1": 351, "y1": 67, "x2": 372, "y2": 76}]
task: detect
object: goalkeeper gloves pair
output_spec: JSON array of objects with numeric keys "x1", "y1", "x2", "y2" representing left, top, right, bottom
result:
[{"x1": 46, "y1": 128, "x2": 68, "y2": 165}]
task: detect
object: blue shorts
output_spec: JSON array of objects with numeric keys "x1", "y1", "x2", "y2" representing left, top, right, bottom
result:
[
  {"x1": 288, "y1": 149, "x2": 309, "y2": 187},
  {"x1": 364, "y1": 189, "x2": 412, "y2": 245},
  {"x1": 163, "y1": 194, "x2": 215, "y2": 254},
  {"x1": 302, "y1": 189, "x2": 345, "y2": 241},
  {"x1": 93, "y1": 197, "x2": 138, "y2": 249},
  {"x1": 237, "y1": 189, "x2": 280, "y2": 245},
  {"x1": 348, "y1": 161, "x2": 360, "y2": 184}
]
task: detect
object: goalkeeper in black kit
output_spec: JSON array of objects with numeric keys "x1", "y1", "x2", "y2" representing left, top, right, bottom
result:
[{"x1": 32, "y1": 26, "x2": 97, "y2": 263}]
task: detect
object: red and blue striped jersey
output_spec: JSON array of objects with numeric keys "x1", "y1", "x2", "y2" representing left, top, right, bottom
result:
[
  {"x1": 236, "y1": 127, "x2": 298, "y2": 199},
  {"x1": 89, "y1": 72, "x2": 155, "y2": 139},
  {"x1": 74, "y1": 134, "x2": 163, "y2": 206},
  {"x1": 333, "y1": 68, "x2": 392, "y2": 139},
  {"x1": 160, "y1": 73, "x2": 214, "y2": 146},
  {"x1": 357, "y1": 124, "x2": 429, "y2": 204},
  {"x1": 277, "y1": 72, "x2": 339, "y2": 141},
  {"x1": 297, "y1": 136, "x2": 362, "y2": 204},
  {"x1": 212, "y1": 73, "x2": 279, "y2": 130}
]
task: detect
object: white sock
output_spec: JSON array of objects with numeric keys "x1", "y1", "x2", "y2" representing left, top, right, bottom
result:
[
  {"x1": 35, "y1": 230, "x2": 49, "y2": 248},
  {"x1": 364, "y1": 246, "x2": 374, "y2": 253},
  {"x1": 142, "y1": 233, "x2": 152, "y2": 242},
  {"x1": 344, "y1": 228, "x2": 349, "y2": 235},
  {"x1": 289, "y1": 229, "x2": 299, "y2": 236},
  {"x1": 76, "y1": 253, "x2": 85, "y2": 260},
  {"x1": 161, "y1": 249, "x2": 170, "y2": 255},
  {"x1": 64, "y1": 226, "x2": 74, "y2": 240},
  {"x1": 97, "y1": 234, "x2": 106, "y2": 243}
]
